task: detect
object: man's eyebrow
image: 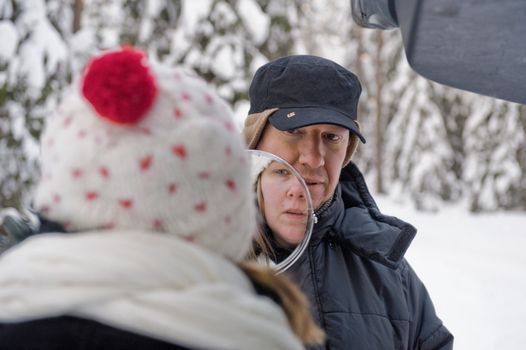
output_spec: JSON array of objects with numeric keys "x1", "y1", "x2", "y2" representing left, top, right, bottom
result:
[{"x1": 323, "y1": 127, "x2": 347, "y2": 133}]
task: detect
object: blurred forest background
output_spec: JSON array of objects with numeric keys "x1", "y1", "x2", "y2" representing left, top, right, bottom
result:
[{"x1": 1, "y1": 0, "x2": 525, "y2": 212}]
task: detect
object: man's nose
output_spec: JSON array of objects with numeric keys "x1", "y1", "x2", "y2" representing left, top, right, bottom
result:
[{"x1": 298, "y1": 139, "x2": 325, "y2": 169}]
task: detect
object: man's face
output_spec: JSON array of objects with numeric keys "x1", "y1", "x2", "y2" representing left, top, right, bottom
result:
[{"x1": 257, "y1": 123, "x2": 349, "y2": 210}]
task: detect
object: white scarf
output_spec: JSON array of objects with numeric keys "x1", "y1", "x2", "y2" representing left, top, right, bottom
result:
[{"x1": 0, "y1": 231, "x2": 303, "y2": 350}]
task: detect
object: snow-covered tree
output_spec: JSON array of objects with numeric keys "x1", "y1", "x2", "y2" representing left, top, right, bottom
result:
[
  {"x1": 0, "y1": 0, "x2": 69, "y2": 209},
  {"x1": 464, "y1": 100, "x2": 526, "y2": 211},
  {"x1": 81, "y1": 0, "x2": 303, "y2": 122},
  {"x1": 0, "y1": 0, "x2": 524, "y2": 213}
]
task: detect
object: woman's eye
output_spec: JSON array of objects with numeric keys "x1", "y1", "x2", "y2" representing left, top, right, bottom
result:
[{"x1": 275, "y1": 168, "x2": 290, "y2": 176}]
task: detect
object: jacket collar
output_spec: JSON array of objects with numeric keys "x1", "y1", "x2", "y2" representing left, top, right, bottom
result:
[{"x1": 310, "y1": 162, "x2": 416, "y2": 269}]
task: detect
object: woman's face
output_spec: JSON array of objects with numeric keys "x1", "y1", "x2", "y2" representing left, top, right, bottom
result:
[{"x1": 260, "y1": 161, "x2": 309, "y2": 248}]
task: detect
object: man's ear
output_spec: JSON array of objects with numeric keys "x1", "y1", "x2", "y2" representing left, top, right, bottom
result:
[
  {"x1": 343, "y1": 134, "x2": 359, "y2": 167},
  {"x1": 343, "y1": 120, "x2": 362, "y2": 167}
]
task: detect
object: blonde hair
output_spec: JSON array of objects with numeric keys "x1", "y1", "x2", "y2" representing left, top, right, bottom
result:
[
  {"x1": 245, "y1": 174, "x2": 276, "y2": 263},
  {"x1": 238, "y1": 260, "x2": 325, "y2": 346}
]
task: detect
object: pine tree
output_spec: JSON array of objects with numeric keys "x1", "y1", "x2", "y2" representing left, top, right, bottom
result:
[
  {"x1": 1, "y1": 0, "x2": 524, "y2": 213},
  {"x1": 464, "y1": 99, "x2": 526, "y2": 211},
  {"x1": 0, "y1": 0, "x2": 70, "y2": 209},
  {"x1": 82, "y1": 0, "x2": 302, "y2": 110}
]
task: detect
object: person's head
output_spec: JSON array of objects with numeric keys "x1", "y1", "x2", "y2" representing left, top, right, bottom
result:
[
  {"x1": 243, "y1": 55, "x2": 366, "y2": 209},
  {"x1": 33, "y1": 47, "x2": 255, "y2": 261},
  {"x1": 31, "y1": 47, "x2": 325, "y2": 347},
  {"x1": 257, "y1": 161, "x2": 308, "y2": 248}
]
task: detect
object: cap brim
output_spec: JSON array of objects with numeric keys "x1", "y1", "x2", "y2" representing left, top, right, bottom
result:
[{"x1": 268, "y1": 107, "x2": 366, "y2": 143}]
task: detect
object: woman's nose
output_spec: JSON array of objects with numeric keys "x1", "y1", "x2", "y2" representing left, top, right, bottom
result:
[{"x1": 286, "y1": 182, "x2": 305, "y2": 199}]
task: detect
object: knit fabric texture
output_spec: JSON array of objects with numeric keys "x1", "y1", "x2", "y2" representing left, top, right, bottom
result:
[{"x1": 33, "y1": 47, "x2": 255, "y2": 261}]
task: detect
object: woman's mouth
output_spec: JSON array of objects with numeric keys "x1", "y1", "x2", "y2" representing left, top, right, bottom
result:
[
  {"x1": 286, "y1": 209, "x2": 307, "y2": 216},
  {"x1": 283, "y1": 210, "x2": 308, "y2": 223}
]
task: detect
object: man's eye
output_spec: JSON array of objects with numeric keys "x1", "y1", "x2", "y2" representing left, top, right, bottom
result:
[
  {"x1": 285, "y1": 129, "x2": 301, "y2": 135},
  {"x1": 325, "y1": 133, "x2": 342, "y2": 142}
]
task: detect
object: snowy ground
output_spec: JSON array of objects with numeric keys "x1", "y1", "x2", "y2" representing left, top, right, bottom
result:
[{"x1": 375, "y1": 195, "x2": 526, "y2": 350}]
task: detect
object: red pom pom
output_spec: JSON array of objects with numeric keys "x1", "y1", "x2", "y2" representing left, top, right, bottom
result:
[{"x1": 82, "y1": 47, "x2": 157, "y2": 125}]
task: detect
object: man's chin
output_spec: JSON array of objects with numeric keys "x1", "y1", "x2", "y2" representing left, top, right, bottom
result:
[
  {"x1": 309, "y1": 186, "x2": 330, "y2": 211},
  {"x1": 312, "y1": 197, "x2": 329, "y2": 212}
]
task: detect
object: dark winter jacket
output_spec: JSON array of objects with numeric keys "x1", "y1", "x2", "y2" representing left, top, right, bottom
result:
[
  {"x1": 286, "y1": 162, "x2": 453, "y2": 350},
  {"x1": 0, "y1": 316, "x2": 194, "y2": 350}
]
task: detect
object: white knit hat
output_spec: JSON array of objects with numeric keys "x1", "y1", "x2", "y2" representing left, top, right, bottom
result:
[
  {"x1": 34, "y1": 47, "x2": 256, "y2": 261},
  {"x1": 250, "y1": 153, "x2": 272, "y2": 184}
]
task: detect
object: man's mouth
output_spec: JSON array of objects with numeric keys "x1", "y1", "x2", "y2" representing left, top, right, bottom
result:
[{"x1": 303, "y1": 177, "x2": 324, "y2": 187}]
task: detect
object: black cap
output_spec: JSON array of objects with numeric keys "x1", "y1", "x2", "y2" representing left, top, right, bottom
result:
[{"x1": 248, "y1": 55, "x2": 365, "y2": 143}]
